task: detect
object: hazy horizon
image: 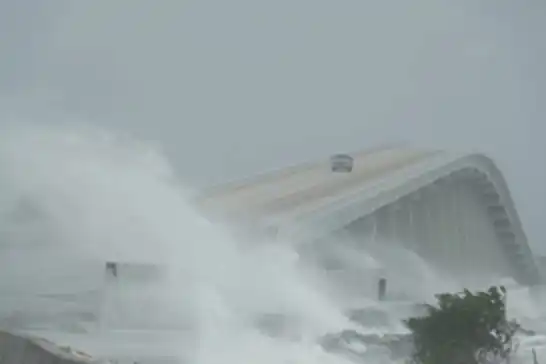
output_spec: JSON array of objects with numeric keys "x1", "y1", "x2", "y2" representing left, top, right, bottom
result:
[{"x1": 1, "y1": 1, "x2": 544, "y2": 252}]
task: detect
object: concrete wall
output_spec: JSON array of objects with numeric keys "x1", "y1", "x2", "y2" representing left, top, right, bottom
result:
[{"x1": 0, "y1": 331, "x2": 101, "y2": 364}]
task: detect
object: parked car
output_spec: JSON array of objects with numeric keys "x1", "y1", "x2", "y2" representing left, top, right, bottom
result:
[{"x1": 330, "y1": 153, "x2": 354, "y2": 172}]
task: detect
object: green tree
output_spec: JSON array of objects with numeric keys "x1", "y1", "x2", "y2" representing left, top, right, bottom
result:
[{"x1": 405, "y1": 286, "x2": 520, "y2": 364}]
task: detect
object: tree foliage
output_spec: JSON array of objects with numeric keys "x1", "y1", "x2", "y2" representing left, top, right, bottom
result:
[{"x1": 405, "y1": 286, "x2": 520, "y2": 364}]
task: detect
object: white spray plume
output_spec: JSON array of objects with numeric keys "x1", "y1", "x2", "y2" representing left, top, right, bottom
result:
[
  {"x1": 2, "y1": 120, "x2": 539, "y2": 364},
  {"x1": 0, "y1": 121, "x2": 354, "y2": 363}
]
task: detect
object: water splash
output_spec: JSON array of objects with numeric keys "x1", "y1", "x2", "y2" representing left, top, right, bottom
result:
[
  {"x1": 0, "y1": 121, "x2": 358, "y2": 363},
  {"x1": 0, "y1": 121, "x2": 541, "y2": 364}
]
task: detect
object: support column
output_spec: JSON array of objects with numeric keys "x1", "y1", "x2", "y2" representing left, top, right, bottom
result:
[
  {"x1": 396, "y1": 197, "x2": 415, "y2": 252},
  {"x1": 370, "y1": 214, "x2": 378, "y2": 245},
  {"x1": 375, "y1": 206, "x2": 393, "y2": 244},
  {"x1": 426, "y1": 183, "x2": 446, "y2": 267},
  {"x1": 452, "y1": 181, "x2": 469, "y2": 276},
  {"x1": 392, "y1": 201, "x2": 411, "y2": 248},
  {"x1": 411, "y1": 191, "x2": 429, "y2": 260},
  {"x1": 443, "y1": 179, "x2": 462, "y2": 273},
  {"x1": 459, "y1": 182, "x2": 485, "y2": 278},
  {"x1": 386, "y1": 204, "x2": 398, "y2": 244}
]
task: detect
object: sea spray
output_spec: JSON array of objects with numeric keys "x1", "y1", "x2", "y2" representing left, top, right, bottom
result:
[
  {"x1": 1, "y1": 121, "x2": 540, "y2": 364},
  {"x1": 0, "y1": 122, "x2": 355, "y2": 363}
]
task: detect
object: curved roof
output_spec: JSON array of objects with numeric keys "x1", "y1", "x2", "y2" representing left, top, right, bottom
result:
[{"x1": 194, "y1": 146, "x2": 542, "y2": 285}]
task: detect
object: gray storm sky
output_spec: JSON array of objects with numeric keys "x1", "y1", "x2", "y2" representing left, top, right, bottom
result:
[{"x1": 1, "y1": 1, "x2": 545, "y2": 251}]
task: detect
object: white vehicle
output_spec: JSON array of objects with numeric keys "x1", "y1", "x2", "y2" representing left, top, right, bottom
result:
[{"x1": 330, "y1": 153, "x2": 354, "y2": 172}]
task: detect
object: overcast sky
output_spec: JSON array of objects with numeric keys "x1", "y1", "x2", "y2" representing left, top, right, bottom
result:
[{"x1": 1, "y1": 1, "x2": 545, "y2": 251}]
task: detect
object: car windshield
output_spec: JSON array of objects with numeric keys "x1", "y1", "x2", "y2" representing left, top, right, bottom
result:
[{"x1": 332, "y1": 154, "x2": 351, "y2": 160}]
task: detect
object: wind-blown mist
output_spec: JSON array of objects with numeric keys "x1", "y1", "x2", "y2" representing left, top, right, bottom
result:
[
  {"x1": 1, "y1": 122, "x2": 542, "y2": 363},
  {"x1": 0, "y1": 122, "x2": 359, "y2": 363}
]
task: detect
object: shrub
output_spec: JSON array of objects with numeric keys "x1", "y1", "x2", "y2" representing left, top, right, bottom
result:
[{"x1": 405, "y1": 286, "x2": 520, "y2": 364}]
